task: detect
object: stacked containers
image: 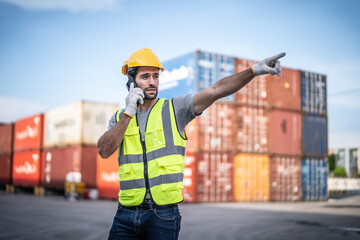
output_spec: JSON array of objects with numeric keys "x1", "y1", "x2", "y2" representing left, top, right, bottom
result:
[
  {"x1": 12, "y1": 114, "x2": 44, "y2": 187},
  {"x1": 160, "y1": 50, "x2": 235, "y2": 202},
  {"x1": 0, "y1": 123, "x2": 14, "y2": 186},
  {"x1": 301, "y1": 71, "x2": 328, "y2": 200},
  {"x1": 43, "y1": 101, "x2": 118, "y2": 190},
  {"x1": 233, "y1": 58, "x2": 302, "y2": 202}
]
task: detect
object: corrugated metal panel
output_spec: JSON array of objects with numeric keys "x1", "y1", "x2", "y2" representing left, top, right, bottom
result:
[
  {"x1": 267, "y1": 68, "x2": 301, "y2": 110},
  {"x1": 301, "y1": 71, "x2": 327, "y2": 115},
  {"x1": 96, "y1": 150, "x2": 119, "y2": 200},
  {"x1": 302, "y1": 114, "x2": 328, "y2": 156},
  {"x1": 0, "y1": 154, "x2": 12, "y2": 184},
  {"x1": 301, "y1": 158, "x2": 328, "y2": 200},
  {"x1": 235, "y1": 106, "x2": 268, "y2": 153},
  {"x1": 235, "y1": 58, "x2": 268, "y2": 107},
  {"x1": 196, "y1": 151, "x2": 233, "y2": 202},
  {"x1": 0, "y1": 123, "x2": 13, "y2": 155},
  {"x1": 43, "y1": 145, "x2": 97, "y2": 189},
  {"x1": 12, "y1": 150, "x2": 43, "y2": 186},
  {"x1": 269, "y1": 110, "x2": 302, "y2": 155},
  {"x1": 159, "y1": 51, "x2": 235, "y2": 101},
  {"x1": 198, "y1": 102, "x2": 235, "y2": 152},
  {"x1": 233, "y1": 154, "x2": 269, "y2": 202},
  {"x1": 44, "y1": 101, "x2": 118, "y2": 148},
  {"x1": 14, "y1": 114, "x2": 43, "y2": 152},
  {"x1": 185, "y1": 118, "x2": 199, "y2": 153},
  {"x1": 269, "y1": 156, "x2": 301, "y2": 201},
  {"x1": 183, "y1": 152, "x2": 197, "y2": 203}
]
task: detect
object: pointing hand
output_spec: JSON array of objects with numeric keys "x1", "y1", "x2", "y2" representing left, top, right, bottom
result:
[{"x1": 252, "y1": 52, "x2": 286, "y2": 77}]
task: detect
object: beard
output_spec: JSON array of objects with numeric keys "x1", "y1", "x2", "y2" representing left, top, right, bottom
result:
[{"x1": 144, "y1": 87, "x2": 158, "y2": 100}]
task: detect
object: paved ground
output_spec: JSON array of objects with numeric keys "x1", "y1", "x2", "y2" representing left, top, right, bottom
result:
[{"x1": 0, "y1": 190, "x2": 359, "y2": 240}]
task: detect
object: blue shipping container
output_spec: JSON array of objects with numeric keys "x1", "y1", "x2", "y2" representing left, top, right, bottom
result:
[
  {"x1": 158, "y1": 50, "x2": 235, "y2": 101},
  {"x1": 302, "y1": 114, "x2": 328, "y2": 156},
  {"x1": 301, "y1": 158, "x2": 328, "y2": 201},
  {"x1": 301, "y1": 71, "x2": 327, "y2": 115}
]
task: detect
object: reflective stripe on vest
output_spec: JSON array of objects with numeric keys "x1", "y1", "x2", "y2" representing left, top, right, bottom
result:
[{"x1": 116, "y1": 98, "x2": 187, "y2": 206}]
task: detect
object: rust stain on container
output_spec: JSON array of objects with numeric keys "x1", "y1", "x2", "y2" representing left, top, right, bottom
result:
[
  {"x1": 12, "y1": 150, "x2": 43, "y2": 187},
  {"x1": 269, "y1": 156, "x2": 301, "y2": 201},
  {"x1": 14, "y1": 114, "x2": 44, "y2": 152},
  {"x1": 96, "y1": 150, "x2": 119, "y2": 200},
  {"x1": 268, "y1": 110, "x2": 302, "y2": 155},
  {"x1": 233, "y1": 153, "x2": 269, "y2": 202},
  {"x1": 42, "y1": 145, "x2": 97, "y2": 189},
  {"x1": 0, "y1": 123, "x2": 14, "y2": 155},
  {"x1": 0, "y1": 154, "x2": 12, "y2": 185},
  {"x1": 196, "y1": 151, "x2": 233, "y2": 202}
]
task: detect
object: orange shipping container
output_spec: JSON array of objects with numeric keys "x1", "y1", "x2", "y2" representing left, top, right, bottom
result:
[
  {"x1": 185, "y1": 118, "x2": 199, "y2": 153},
  {"x1": 233, "y1": 154, "x2": 269, "y2": 202},
  {"x1": 268, "y1": 110, "x2": 302, "y2": 155},
  {"x1": 96, "y1": 150, "x2": 120, "y2": 200},
  {"x1": 235, "y1": 59, "x2": 301, "y2": 111},
  {"x1": 183, "y1": 152, "x2": 197, "y2": 203},
  {"x1": 12, "y1": 150, "x2": 43, "y2": 187},
  {"x1": 196, "y1": 151, "x2": 233, "y2": 202},
  {"x1": 0, "y1": 123, "x2": 14, "y2": 155},
  {"x1": 236, "y1": 106, "x2": 268, "y2": 153},
  {"x1": 269, "y1": 156, "x2": 301, "y2": 201},
  {"x1": 14, "y1": 114, "x2": 44, "y2": 152},
  {"x1": 0, "y1": 154, "x2": 12, "y2": 185},
  {"x1": 43, "y1": 145, "x2": 97, "y2": 189}
]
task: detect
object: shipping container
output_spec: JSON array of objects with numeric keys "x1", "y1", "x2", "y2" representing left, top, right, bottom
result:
[
  {"x1": 42, "y1": 145, "x2": 98, "y2": 189},
  {"x1": 0, "y1": 123, "x2": 14, "y2": 155},
  {"x1": 12, "y1": 150, "x2": 43, "y2": 187},
  {"x1": 0, "y1": 154, "x2": 12, "y2": 185},
  {"x1": 301, "y1": 71, "x2": 327, "y2": 115},
  {"x1": 44, "y1": 101, "x2": 118, "y2": 148},
  {"x1": 196, "y1": 151, "x2": 233, "y2": 202},
  {"x1": 183, "y1": 152, "x2": 197, "y2": 203},
  {"x1": 235, "y1": 106, "x2": 268, "y2": 153},
  {"x1": 14, "y1": 114, "x2": 44, "y2": 152},
  {"x1": 235, "y1": 59, "x2": 301, "y2": 110},
  {"x1": 96, "y1": 150, "x2": 119, "y2": 200},
  {"x1": 301, "y1": 158, "x2": 328, "y2": 200},
  {"x1": 158, "y1": 50, "x2": 235, "y2": 101},
  {"x1": 233, "y1": 154, "x2": 269, "y2": 202},
  {"x1": 302, "y1": 114, "x2": 327, "y2": 156},
  {"x1": 269, "y1": 156, "x2": 301, "y2": 201},
  {"x1": 185, "y1": 118, "x2": 199, "y2": 153},
  {"x1": 268, "y1": 110, "x2": 302, "y2": 156}
]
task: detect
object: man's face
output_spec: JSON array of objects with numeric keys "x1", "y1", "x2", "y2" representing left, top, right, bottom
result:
[{"x1": 135, "y1": 66, "x2": 159, "y2": 100}]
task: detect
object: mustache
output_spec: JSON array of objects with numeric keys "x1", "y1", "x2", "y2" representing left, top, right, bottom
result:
[{"x1": 145, "y1": 86, "x2": 157, "y2": 91}]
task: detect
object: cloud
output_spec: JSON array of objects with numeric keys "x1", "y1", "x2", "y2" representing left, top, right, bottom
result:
[
  {"x1": 1, "y1": 0, "x2": 123, "y2": 12},
  {"x1": 0, "y1": 96, "x2": 46, "y2": 122}
]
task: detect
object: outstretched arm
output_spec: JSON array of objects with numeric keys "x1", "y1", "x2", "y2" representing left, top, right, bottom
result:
[{"x1": 193, "y1": 52, "x2": 285, "y2": 115}]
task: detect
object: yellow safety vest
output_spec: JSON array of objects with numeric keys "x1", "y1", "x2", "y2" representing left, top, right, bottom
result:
[{"x1": 116, "y1": 98, "x2": 187, "y2": 206}]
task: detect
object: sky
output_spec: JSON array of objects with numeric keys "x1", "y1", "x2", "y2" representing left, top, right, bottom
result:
[{"x1": 0, "y1": 0, "x2": 359, "y2": 149}]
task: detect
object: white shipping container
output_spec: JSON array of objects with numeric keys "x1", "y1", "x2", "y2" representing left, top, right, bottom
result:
[{"x1": 44, "y1": 101, "x2": 118, "y2": 148}]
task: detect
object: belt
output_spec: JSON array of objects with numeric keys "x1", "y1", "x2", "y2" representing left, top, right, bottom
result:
[{"x1": 121, "y1": 201, "x2": 176, "y2": 210}]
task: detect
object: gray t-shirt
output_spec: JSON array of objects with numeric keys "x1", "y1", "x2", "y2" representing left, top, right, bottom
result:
[{"x1": 107, "y1": 93, "x2": 199, "y2": 141}]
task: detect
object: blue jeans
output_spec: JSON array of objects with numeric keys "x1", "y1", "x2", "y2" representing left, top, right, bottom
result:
[{"x1": 108, "y1": 203, "x2": 181, "y2": 240}]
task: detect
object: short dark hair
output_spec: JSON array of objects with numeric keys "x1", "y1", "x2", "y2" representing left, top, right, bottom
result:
[{"x1": 127, "y1": 67, "x2": 139, "y2": 80}]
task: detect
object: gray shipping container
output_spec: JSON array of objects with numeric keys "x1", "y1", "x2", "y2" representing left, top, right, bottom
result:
[{"x1": 301, "y1": 71, "x2": 327, "y2": 115}]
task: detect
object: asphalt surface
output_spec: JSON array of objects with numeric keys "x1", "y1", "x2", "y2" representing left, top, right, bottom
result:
[{"x1": 0, "y1": 191, "x2": 359, "y2": 240}]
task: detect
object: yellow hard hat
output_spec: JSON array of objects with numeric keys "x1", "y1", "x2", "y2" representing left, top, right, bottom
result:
[{"x1": 122, "y1": 48, "x2": 165, "y2": 75}]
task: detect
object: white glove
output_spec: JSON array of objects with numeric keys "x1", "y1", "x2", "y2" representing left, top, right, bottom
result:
[
  {"x1": 124, "y1": 83, "x2": 144, "y2": 117},
  {"x1": 252, "y1": 52, "x2": 286, "y2": 77}
]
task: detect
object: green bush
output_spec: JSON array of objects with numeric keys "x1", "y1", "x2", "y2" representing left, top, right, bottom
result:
[
  {"x1": 328, "y1": 153, "x2": 336, "y2": 172},
  {"x1": 333, "y1": 167, "x2": 347, "y2": 177}
]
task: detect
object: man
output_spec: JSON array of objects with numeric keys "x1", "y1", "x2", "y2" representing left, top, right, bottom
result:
[{"x1": 97, "y1": 48, "x2": 285, "y2": 240}]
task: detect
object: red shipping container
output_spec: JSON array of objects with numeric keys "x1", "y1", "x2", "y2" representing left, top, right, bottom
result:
[
  {"x1": 269, "y1": 156, "x2": 301, "y2": 201},
  {"x1": 185, "y1": 118, "x2": 199, "y2": 153},
  {"x1": 43, "y1": 145, "x2": 97, "y2": 189},
  {"x1": 268, "y1": 110, "x2": 302, "y2": 156},
  {"x1": 198, "y1": 102, "x2": 235, "y2": 152},
  {"x1": 96, "y1": 150, "x2": 120, "y2": 200},
  {"x1": 12, "y1": 150, "x2": 43, "y2": 186},
  {"x1": 0, "y1": 154, "x2": 12, "y2": 185},
  {"x1": 14, "y1": 114, "x2": 44, "y2": 152},
  {"x1": 236, "y1": 106, "x2": 268, "y2": 153},
  {"x1": 183, "y1": 152, "x2": 197, "y2": 203},
  {"x1": 196, "y1": 151, "x2": 233, "y2": 202},
  {"x1": 0, "y1": 123, "x2": 14, "y2": 155}
]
